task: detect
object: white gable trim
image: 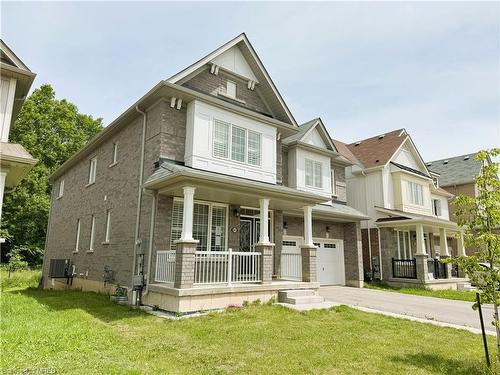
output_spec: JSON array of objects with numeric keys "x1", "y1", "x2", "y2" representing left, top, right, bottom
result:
[
  {"x1": 0, "y1": 40, "x2": 31, "y2": 71},
  {"x1": 301, "y1": 119, "x2": 337, "y2": 152},
  {"x1": 389, "y1": 136, "x2": 430, "y2": 175},
  {"x1": 166, "y1": 33, "x2": 297, "y2": 127}
]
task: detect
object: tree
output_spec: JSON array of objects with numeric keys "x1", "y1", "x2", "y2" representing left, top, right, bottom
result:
[
  {"x1": 1, "y1": 84, "x2": 102, "y2": 266},
  {"x1": 449, "y1": 149, "x2": 500, "y2": 359}
]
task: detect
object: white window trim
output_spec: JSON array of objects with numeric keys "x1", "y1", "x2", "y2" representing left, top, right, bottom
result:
[
  {"x1": 74, "y1": 219, "x2": 81, "y2": 253},
  {"x1": 109, "y1": 143, "x2": 118, "y2": 167},
  {"x1": 212, "y1": 119, "x2": 262, "y2": 167},
  {"x1": 57, "y1": 179, "x2": 64, "y2": 199},
  {"x1": 103, "y1": 209, "x2": 111, "y2": 244},
  {"x1": 305, "y1": 159, "x2": 323, "y2": 189},
  {"x1": 87, "y1": 157, "x2": 97, "y2": 186},
  {"x1": 170, "y1": 198, "x2": 229, "y2": 251},
  {"x1": 331, "y1": 169, "x2": 336, "y2": 197},
  {"x1": 88, "y1": 215, "x2": 96, "y2": 252}
]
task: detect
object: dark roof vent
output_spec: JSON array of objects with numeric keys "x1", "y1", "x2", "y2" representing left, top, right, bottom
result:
[
  {"x1": 443, "y1": 160, "x2": 449, "y2": 165},
  {"x1": 464, "y1": 155, "x2": 470, "y2": 160},
  {"x1": 354, "y1": 141, "x2": 361, "y2": 146},
  {"x1": 426, "y1": 163, "x2": 432, "y2": 167},
  {"x1": 378, "y1": 134, "x2": 385, "y2": 139},
  {"x1": 375, "y1": 159, "x2": 380, "y2": 163}
]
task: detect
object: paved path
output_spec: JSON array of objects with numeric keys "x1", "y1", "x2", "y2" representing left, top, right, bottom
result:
[{"x1": 319, "y1": 286, "x2": 496, "y2": 334}]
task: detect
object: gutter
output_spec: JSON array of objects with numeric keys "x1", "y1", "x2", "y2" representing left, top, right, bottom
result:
[{"x1": 131, "y1": 105, "x2": 147, "y2": 288}]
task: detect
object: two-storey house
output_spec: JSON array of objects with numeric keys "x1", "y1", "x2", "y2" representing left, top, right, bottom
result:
[
  {"x1": 337, "y1": 129, "x2": 467, "y2": 289},
  {"x1": 0, "y1": 40, "x2": 37, "y2": 227},
  {"x1": 42, "y1": 34, "x2": 367, "y2": 313}
]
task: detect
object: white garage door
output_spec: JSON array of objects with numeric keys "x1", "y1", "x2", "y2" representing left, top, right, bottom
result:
[{"x1": 315, "y1": 239, "x2": 345, "y2": 286}]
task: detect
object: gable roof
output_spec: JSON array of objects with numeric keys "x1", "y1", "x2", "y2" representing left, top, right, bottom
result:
[
  {"x1": 282, "y1": 118, "x2": 337, "y2": 151},
  {"x1": 426, "y1": 153, "x2": 483, "y2": 186},
  {"x1": 166, "y1": 33, "x2": 297, "y2": 127},
  {"x1": 345, "y1": 129, "x2": 407, "y2": 169}
]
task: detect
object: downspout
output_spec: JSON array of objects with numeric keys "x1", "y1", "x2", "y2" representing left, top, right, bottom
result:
[
  {"x1": 361, "y1": 171, "x2": 373, "y2": 272},
  {"x1": 143, "y1": 190, "x2": 157, "y2": 297},
  {"x1": 132, "y1": 105, "x2": 147, "y2": 283}
]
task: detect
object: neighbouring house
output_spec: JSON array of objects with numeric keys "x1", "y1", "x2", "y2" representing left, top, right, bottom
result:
[
  {"x1": 0, "y1": 40, "x2": 37, "y2": 236},
  {"x1": 426, "y1": 152, "x2": 490, "y2": 256},
  {"x1": 42, "y1": 34, "x2": 368, "y2": 313},
  {"x1": 335, "y1": 129, "x2": 468, "y2": 290}
]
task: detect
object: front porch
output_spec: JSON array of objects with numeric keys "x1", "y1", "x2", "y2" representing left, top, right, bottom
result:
[
  {"x1": 141, "y1": 162, "x2": 367, "y2": 312},
  {"x1": 377, "y1": 217, "x2": 468, "y2": 290}
]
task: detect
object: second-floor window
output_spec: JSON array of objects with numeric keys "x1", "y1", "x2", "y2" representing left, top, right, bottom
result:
[
  {"x1": 88, "y1": 157, "x2": 97, "y2": 185},
  {"x1": 57, "y1": 179, "x2": 64, "y2": 199},
  {"x1": 104, "y1": 209, "x2": 112, "y2": 243},
  {"x1": 406, "y1": 181, "x2": 424, "y2": 206},
  {"x1": 111, "y1": 143, "x2": 118, "y2": 166},
  {"x1": 89, "y1": 214, "x2": 96, "y2": 251},
  {"x1": 75, "y1": 218, "x2": 81, "y2": 252},
  {"x1": 305, "y1": 159, "x2": 322, "y2": 188},
  {"x1": 331, "y1": 169, "x2": 336, "y2": 196},
  {"x1": 213, "y1": 120, "x2": 261, "y2": 166},
  {"x1": 432, "y1": 199, "x2": 442, "y2": 216}
]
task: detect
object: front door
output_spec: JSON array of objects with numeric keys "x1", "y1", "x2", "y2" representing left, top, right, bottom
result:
[{"x1": 239, "y1": 217, "x2": 260, "y2": 251}]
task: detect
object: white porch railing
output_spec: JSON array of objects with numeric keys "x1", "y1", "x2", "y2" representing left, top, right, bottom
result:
[
  {"x1": 194, "y1": 249, "x2": 261, "y2": 285},
  {"x1": 280, "y1": 252, "x2": 302, "y2": 281},
  {"x1": 155, "y1": 250, "x2": 176, "y2": 283}
]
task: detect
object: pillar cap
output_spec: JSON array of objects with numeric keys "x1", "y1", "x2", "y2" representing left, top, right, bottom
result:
[
  {"x1": 300, "y1": 244, "x2": 317, "y2": 249},
  {"x1": 255, "y1": 242, "x2": 275, "y2": 247},
  {"x1": 174, "y1": 239, "x2": 200, "y2": 244}
]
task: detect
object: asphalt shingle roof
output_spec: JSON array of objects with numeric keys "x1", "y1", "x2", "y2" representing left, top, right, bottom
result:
[{"x1": 426, "y1": 153, "x2": 482, "y2": 187}]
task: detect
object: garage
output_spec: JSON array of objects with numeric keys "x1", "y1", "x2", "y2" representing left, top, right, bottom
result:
[{"x1": 281, "y1": 236, "x2": 345, "y2": 285}]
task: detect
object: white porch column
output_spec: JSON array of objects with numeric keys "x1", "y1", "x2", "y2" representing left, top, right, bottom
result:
[
  {"x1": 258, "y1": 198, "x2": 270, "y2": 244},
  {"x1": 180, "y1": 186, "x2": 195, "y2": 241},
  {"x1": 457, "y1": 231, "x2": 466, "y2": 256},
  {"x1": 303, "y1": 205, "x2": 313, "y2": 246},
  {"x1": 415, "y1": 224, "x2": 427, "y2": 255},
  {"x1": 439, "y1": 228, "x2": 450, "y2": 256},
  {"x1": 0, "y1": 171, "x2": 7, "y2": 219}
]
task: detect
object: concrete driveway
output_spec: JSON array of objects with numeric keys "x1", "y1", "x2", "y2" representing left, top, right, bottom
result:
[{"x1": 319, "y1": 286, "x2": 496, "y2": 334}]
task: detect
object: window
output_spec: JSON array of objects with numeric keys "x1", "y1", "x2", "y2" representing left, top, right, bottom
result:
[
  {"x1": 231, "y1": 126, "x2": 246, "y2": 162},
  {"x1": 324, "y1": 243, "x2": 336, "y2": 249},
  {"x1": 111, "y1": 143, "x2": 118, "y2": 166},
  {"x1": 406, "y1": 181, "x2": 423, "y2": 206},
  {"x1": 212, "y1": 120, "x2": 262, "y2": 167},
  {"x1": 432, "y1": 199, "x2": 442, "y2": 217},
  {"x1": 331, "y1": 169, "x2": 336, "y2": 196},
  {"x1": 75, "y1": 219, "x2": 81, "y2": 252},
  {"x1": 213, "y1": 120, "x2": 229, "y2": 158},
  {"x1": 247, "y1": 131, "x2": 261, "y2": 166},
  {"x1": 305, "y1": 159, "x2": 322, "y2": 188},
  {"x1": 170, "y1": 200, "x2": 227, "y2": 251},
  {"x1": 282, "y1": 241, "x2": 297, "y2": 246},
  {"x1": 397, "y1": 230, "x2": 411, "y2": 258},
  {"x1": 89, "y1": 215, "x2": 96, "y2": 251},
  {"x1": 226, "y1": 80, "x2": 237, "y2": 98},
  {"x1": 104, "y1": 209, "x2": 111, "y2": 243},
  {"x1": 57, "y1": 180, "x2": 64, "y2": 199},
  {"x1": 88, "y1": 157, "x2": 97, "y2": 185}
]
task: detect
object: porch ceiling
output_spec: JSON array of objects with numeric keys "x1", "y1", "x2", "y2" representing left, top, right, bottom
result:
[{"x1": 144, "y1": 162, "x2": 328, "y2": 210}]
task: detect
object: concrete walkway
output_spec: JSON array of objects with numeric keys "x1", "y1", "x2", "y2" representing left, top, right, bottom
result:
[{"x1": 319, "y1": 286, "x2": 496, "y2": 335}]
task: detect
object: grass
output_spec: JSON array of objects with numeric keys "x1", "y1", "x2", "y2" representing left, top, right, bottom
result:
[
  {"x1": 1, "y1": 272, "x2": 497, "y2": 374},
  {"x1": 365, "y1": 282, "x2": 477, "y2": 302},
  {"x1": 0, "y1": 267, "x2": 41, "y2": 291}
]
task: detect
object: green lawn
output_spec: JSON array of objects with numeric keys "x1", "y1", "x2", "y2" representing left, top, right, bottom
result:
[
  {"x1": 0, "y1": 273, "x2": 497, "y2": 374},
  {"x1": 365, "y1": 282, "x2": 477, "y2": 302}
]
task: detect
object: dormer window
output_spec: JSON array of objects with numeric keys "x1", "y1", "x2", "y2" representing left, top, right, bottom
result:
[
  {"x1": 226, "y1": 80, "x2": 236, "y2": 98},
  {"x1": 305, "y1": 159, "x2": 322, "y2": 188}
]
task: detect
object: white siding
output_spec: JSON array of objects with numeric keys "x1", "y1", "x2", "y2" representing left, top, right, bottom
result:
[
  {"x1": 346, "y1": 168, "x2": 384, "y2": 226},
  {"x1": 431, "y1": 194, "x2": 450, "y2": 220},
  {"x1": 185, "y1": 100, "x2": 276, "y2": 183},
  {"x1": 0, "y1": 77, "x2": 17, "y2": 142},
  {"x1": 303, "y1": 128, "x2": 327, "y2": 148},
  {"x1": 210, "y1": 46, "x2": 259, "y2": 82}
]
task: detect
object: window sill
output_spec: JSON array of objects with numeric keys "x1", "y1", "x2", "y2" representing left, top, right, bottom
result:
[
  {"x1": 108, "y1": 162, "x2": 118, "y2": 168},
  {"x1": 101, "y1": 241, "x2": 110, "y2": 245},
  {"x1": 72, "y1": 250, "x2": 79, "y2": 254},
  {"x1": 85, "y1": 182, "x2": 95, "y2": 188},
  {"x1": 86, "y1": 250, "x2": 94, "y2": 254}
]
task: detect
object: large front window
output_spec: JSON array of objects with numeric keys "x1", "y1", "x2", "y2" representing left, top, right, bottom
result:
[
  {"x1": 213, "y1": 119, "x2": 261, "y2": 166},
  {"x1": 397, "y1": 230, "x2": 411, "y2": 258},
  {"x1": 305, "y1": 159, "x2": 322, "y2": 188},
  {"x1": 170, "y1": 200, "x2": 227, "y2": 251},
  {"x1": 406, "y1": 181, "x2": 424, "y2": 206}
]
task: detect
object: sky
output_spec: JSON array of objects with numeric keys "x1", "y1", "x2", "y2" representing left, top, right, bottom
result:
[{"x1": 2, "y1": 1, "x2": 499, "y2": 161}]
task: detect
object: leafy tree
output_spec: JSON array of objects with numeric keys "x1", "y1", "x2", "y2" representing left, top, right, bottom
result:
[
  {"x1": 1, "y1": 84, "x2": 102, "y2": 266},
  {"x1": 449, "y1": 149, "x2": 500, "y2": 359},
  {"x1": 6, "y1": 247, "x2": 28, "y2": 278}
]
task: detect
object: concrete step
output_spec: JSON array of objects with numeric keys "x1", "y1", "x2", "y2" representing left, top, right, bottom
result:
[
  {"x1": 278, "y1": 289, "x2": 316, "y2": 299},
  {"x1": 278, "y1": 301, "x2": 340, "y2": 311},
  {"x1": 282, "y1": 295, "x2": 325, "y2": 305},
  {"x1": 457, "y1": 282, "x2": 475, "y2": 291}
]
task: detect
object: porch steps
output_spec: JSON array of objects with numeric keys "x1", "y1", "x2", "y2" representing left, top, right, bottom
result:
[
  {"x1": 277, "y1": 289, "x2": 338, "y2": 311},
  {"x1": 457, "y1": 282, "x2": 475, "y2": 291}
]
